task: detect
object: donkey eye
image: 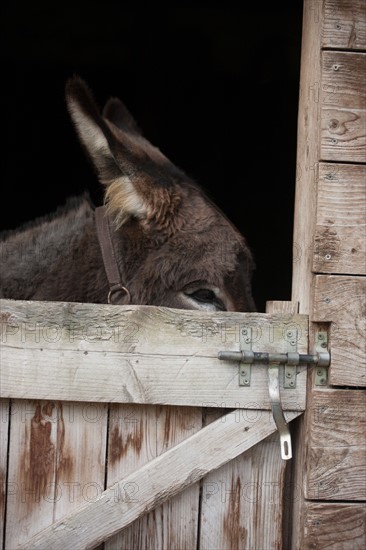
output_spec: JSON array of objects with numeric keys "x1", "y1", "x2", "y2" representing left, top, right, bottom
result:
[
  {"x1": 189, "y1": 289, "x2": 225, "y2": 310},
  {"x1": 191, "y1": 289, "x2": 216, "y2": 302}
]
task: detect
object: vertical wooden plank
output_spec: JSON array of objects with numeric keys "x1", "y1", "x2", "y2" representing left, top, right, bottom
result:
[
  {"x1": 199, "y1": 301, "x2": 301, "y2": 550},
  {"x1": 291, "y1": 3, "x2": 325, "y2": 546},
  {"x1": 6, "y1": 400, "x2": 58, "y2": 548},
  {"x1": 5, "y1": 399, "x2": 108, "y2": 548},
  {"x1": 265, "y1": 301, "x2": 301, "y2": 550},
  {"x1": 0, "y1": 399, "x2": 9, "y2": 548},
  {"x1": 291, "y1": 0, "x2": 323, "y2": 315},
  {"x1": 200, "y1": 430, "x2": 288, "y2": 550},
  {"x1": 105, "y1": 404, "x2": 202, "y2": 549},
  {"x1": 53, "y1": 401, "x2": 108, "y2": 523}
]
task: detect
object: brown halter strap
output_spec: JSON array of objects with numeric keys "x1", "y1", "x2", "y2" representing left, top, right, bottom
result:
[{"x1": 94, "y1": 206, "x2": 131, "y2": 305}]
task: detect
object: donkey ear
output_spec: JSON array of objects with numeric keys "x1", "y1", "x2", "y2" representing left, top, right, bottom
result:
[
  {"x1": 65, "y1": 76, "x2": 148, "y2": 224},
  {"x1": 102, "y1": 97, "x2": 141, "y2": 135}
]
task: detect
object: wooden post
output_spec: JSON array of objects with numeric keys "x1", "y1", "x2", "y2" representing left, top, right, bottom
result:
[{"x1": 291, "y1": 1, "x2": 366, "y2": 548}]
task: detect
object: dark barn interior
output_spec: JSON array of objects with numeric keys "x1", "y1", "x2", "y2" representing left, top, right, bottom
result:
[{"x1": 1, "y1": 2, "x2": 303, "y2": 312}]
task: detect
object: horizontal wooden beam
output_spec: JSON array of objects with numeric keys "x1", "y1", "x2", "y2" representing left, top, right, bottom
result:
[
  {"x1": 306, "y1": 389, "x2": 366, "y2": 501},
  {"x1": 0, "y1": 299, "x2": 308, "y2": 410},
  {"x1": 312, "y1": 275, "x2": 366, "y2": 386},
  {"x1": 20, "y1": 408, "x2": 302, "y2": 549},
  {"x1": 313, "y1": 163, "x2": 366, "y2": 276},
  {"x1": 302, "y1": 502, "x2": 366, "y2": 549},
  {"x1": 322, "y1": 0, "x2": 366, "y2": 51}
]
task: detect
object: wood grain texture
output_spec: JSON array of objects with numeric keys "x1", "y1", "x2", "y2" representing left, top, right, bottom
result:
[
  {"x1": 321, "y1": 51, "x2": 366, "y2": 162},
  {"x1": 265, "y1": 301, "x2": 299, "y2": 314},
  {"x1": 291, "y1": 0, "x2": 322, "y2": 314},
  {"x1": 198, "y1": 301, "x2": 301, "y2": 550},
  {"x1": 313, "y1": 163, "x2": 366, "y2": 275},
  {"x1": 323, "y1": 0, "x2": 366, "y2": 50},
  {"x1": 0, "y1": 299, "x2": 308, "y2": 410},
  {"x1": 5, "y1": 400, "x2": 108, "y2": 549},
  {"x1": 105, "y1": 404, "x2": 201, "y2": 550},
  {"x1": 20, "y1": 409, "x2": 301, "y2": 549},
  {"x1": 303, "y1": 502, "x2": 366, "y2": 549},
  {"x1": 199, "y1": 432, "x2": 288, "y2": 550},
  {"x1": 292, "y1": 2, "x2": 366, "y2": 549},
  {"x1": 0, "y1": 399, "x2": 9, "y2": 547},
  {"x1": 305, "y1": 389, "x2": 366, "y2": 500},
  {"x1": 312, "y1": 275, "x2": 366, "y2": 386}
]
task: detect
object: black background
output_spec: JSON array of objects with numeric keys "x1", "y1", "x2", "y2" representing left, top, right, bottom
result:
[{"x1": 1, "y1": 2, "x2": 303, "y2": 312}]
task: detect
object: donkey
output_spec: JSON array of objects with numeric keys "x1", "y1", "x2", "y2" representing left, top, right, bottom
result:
[{"x1": 0, "y1": 76, "x2": 255, "y2": 312}]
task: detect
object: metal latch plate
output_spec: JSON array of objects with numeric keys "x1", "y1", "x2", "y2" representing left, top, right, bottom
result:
[{"x1": 239, "y1": 327, "x2": 252, "y2": 386}]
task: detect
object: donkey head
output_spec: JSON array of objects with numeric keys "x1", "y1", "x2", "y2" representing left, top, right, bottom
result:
[{"x1": 66, "y1": 77, "x2": 255, "y2": 312}]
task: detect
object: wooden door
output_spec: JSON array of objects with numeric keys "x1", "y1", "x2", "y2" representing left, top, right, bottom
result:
[{"x1": 1, "y1": 299, "x2": 307, "y2": 549}]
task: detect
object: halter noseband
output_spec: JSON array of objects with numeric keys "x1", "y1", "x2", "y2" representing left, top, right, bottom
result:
[{"x1": 95, "y1": 206, "x2": 131, "y2": 305}]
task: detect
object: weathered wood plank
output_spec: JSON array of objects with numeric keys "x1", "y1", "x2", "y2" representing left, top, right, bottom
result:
[
  {"x1": 0, "y1": 399, "x2": 9, "y2": 547},
  {"x1": 0, "y1": 348, "x2": 307, "y2": 410},
  {"x1": 199, "y1": 301, "x2": 301, "y2": 550},
  {"x1": 313, "y1": 163, "x2": 366, "y2": 275},
  {"x1": 0, "y1": 299, "x2": 308, "y2": 409},
  {"x1": 306, "y1": 389, "x2": 366, "y2": 500},
  {"x1": 5, "y1": 400, "x2": 58, "y2": 548},
  {"x1": 312, "y1": 275, "x2": 366, "y2": 386},
  {"x1": 0, "y1": 299, "x2": 308, "y2": 357},
  {"x1": 291, "y1": 3, "x2": 328, "y2": 548},
  {"x1": 265, "y1": 301, "x2": 299, "y2": 314},
  {"x1": 323, "y1": 0, "x2": 366, "y2": 50},
  {"x1": 199, "y1": 432, "x2": 288, "y2": 550},
  {"x1": 5, "y1": 400, "x2": 108, "y2": 549},
  {"x1": 292, "y1": 2, "x2": 366, "y2": 549},
  {"x1": 105, "y1": 404, "x2": 201, "y2": 549},
  {"x1": 291, "y1": 0, "x2": 322, "y2": 315},
  {"x1": 303, "y1": 502, "x2": 366, "y2": 550},
  {"x1": 20, "y1": 409, "x2": 301, "y2": 549},
  {"x1": 321, "y1": 51, "x2": 366, "y2": 162}
]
